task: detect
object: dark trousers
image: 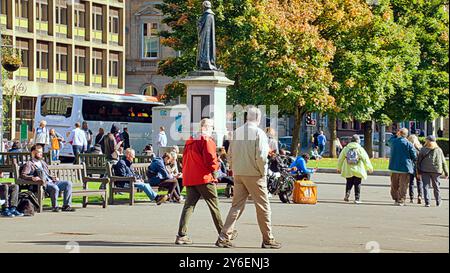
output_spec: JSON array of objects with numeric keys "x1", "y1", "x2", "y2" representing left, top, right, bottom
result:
[
  {"x1": 178, "y1": 183, "x2": 223, "y2": 237},
  {"x1": 346, "y1": 176, "x2": 362, "y2": 200},
  {"x1": 0, "y1": 184, "x2": 19, "y2": 209},
  {"x1": 409, "y1": 174, "x2": 423, "y2": 199},
  {"x1": 159, "y1": 178, "x2": 179, "y2": 200}
]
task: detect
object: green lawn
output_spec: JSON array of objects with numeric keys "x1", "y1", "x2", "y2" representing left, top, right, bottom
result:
[
  {"x1": 0, "y1": 179, "x2": 227, "y2": 208},
  {"x1": 307, "y1": 158, "x2": 450, "y2": 171}
]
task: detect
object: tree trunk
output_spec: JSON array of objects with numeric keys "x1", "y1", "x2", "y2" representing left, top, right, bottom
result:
[
  {"x1": 329, "y1": 115, "x2": 337, "y2": 158},
  {"x1": 291, "y1": 107, "x2": 304, "y2": 157},
  {"x1": 364, "y1": 121, "x2": 373, "y2": 158}
]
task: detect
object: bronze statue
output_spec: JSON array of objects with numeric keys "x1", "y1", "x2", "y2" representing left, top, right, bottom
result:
[{"x1": 197, "y1": 1, "x2": 217, "y2": 71}]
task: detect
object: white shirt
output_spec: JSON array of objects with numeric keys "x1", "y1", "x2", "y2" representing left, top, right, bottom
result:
[
  {"x1": 158, "y1": 131, "x2": 167, "y2": 147},
  {"x1": 69, "y1": 128, "x2": 88, "y2": 148}
]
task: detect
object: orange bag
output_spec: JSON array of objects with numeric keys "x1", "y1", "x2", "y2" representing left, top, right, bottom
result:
[{"x1": 293, "y1": 180, "x2": 317, "y2": 204}]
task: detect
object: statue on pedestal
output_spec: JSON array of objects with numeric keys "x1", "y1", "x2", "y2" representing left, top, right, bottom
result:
[{"x1": 197, "y1": 1, "x2": 217, "y2": 71}]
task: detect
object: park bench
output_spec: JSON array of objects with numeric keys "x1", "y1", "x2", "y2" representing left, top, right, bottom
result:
[
  {"x1": 13, "y1": 162, "x2": 109, "y2": 212},
  {"x1": 77, "y1": 153, "x2": 109, "y2": 176},
  {"x1": 0, "y1": 152, "x2": 54, "y2": 177},
  {"x1": 107, "y1": 162, "x2": 156, "y2": 206}
]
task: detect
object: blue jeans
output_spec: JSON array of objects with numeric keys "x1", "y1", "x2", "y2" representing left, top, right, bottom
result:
[
  {"x1": 134, "y1": 182, "x2": 158, "y2": 201},
  {"x1": 72, "y1": 145, "x2": 83, "y2": 163},
  {"x1": 45, "y1": 180, "x2": 72, "y2": 208},
  {"x1": 318, "y1": 144, "x2": 325, "y2": 156},
  {"x1": 421, "y1": 173, "x2": 441, "y2": 206},
  {"x1": 51, "y1": 150, "x2": 60, "y2": 161}
]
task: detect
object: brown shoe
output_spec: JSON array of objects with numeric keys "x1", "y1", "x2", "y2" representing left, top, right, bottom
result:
[
  {"x1": 417, "y1": 197, "x2": 422, "y2": 204},
  {"x1": 156, "y1": 195, "x2": 169, "y2": 205},
  {"x1": 216, "y1": 238, "x2": 233, "y2": 248},
  {"x1": 262, "y1": 239, "x2": 282, "y2": 249}
]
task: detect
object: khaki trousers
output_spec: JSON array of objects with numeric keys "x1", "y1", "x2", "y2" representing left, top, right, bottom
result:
[
  {"x1": 178, "y1": 183, "x2": 223, "y2": 237},
  {"x1": 220, "y1": 175, "x2": 274, "y2": 242},
  {"x1": 390, "y1": 173, "x2": 410, "y2": 203}
]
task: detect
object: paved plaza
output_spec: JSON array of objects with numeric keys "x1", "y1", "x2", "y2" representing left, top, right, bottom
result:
[{"x1": 0, "y1": 173, "x2": 448, "y2": 253}]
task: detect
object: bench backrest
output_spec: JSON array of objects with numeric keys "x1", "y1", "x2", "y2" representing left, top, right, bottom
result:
[
  {"x1": 107, "y1": 162, "x2": 151, "y2": 180},
  {"x1": 0, "y1": 152, "x2": 52, "y2": 171},
  {"x1": 48, "y1": 163, "x2": 86, "y2": 186},
  {"x1": 77, "y1": 153, "x2": 108, "y2": 175}
]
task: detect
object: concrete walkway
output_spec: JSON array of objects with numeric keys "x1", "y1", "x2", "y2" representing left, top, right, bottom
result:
[{"x1": 0, "y1": 173, "x2": 448, "y2": 253}]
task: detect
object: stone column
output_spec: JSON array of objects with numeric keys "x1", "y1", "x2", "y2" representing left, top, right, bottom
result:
[{"x1": 180, "y1": 71, "x2": 234, "y2": 147}]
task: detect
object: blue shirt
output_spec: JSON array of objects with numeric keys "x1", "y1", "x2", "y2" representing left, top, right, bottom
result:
[
  {"x1": 318, "y1": 134, "x2": 327, "y2": 146},
  {"x1": 290, "y1": 156, "x2": 314, "y2": 174}
]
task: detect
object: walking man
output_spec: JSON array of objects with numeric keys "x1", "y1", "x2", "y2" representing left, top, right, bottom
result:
[
  {"x1": 68, "y1": 122, "x2": 87, "y2": 163},
  {"x1": 175, "y1": 118, "x2": 224, "y2": 245},
  {"x1": 216, "y1": 107, "x2": 281, "y2": 249},
  {"x1": 388, "y1": 128, "x2": 417, "y2": 206},
  {"x1": 318, "y1": 131, "x2": 327, "y2": 156}
]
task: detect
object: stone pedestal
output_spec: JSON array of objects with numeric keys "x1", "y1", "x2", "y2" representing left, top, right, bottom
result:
[{"x1": 180, "y1": 71, "x2": 234, "y2": 147}]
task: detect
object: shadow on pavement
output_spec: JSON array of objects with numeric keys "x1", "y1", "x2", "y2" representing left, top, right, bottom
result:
[
  {"x1": 9, "y1": 240, "x2": 262, "y2": 250},
  {"x1": 317, "y1": 199, "x2": 400, "y2": 207}
]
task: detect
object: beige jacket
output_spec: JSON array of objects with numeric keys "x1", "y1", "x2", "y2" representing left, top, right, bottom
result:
[{"x1": 229, "y1": 122, "x2": 269, "y2": 177}]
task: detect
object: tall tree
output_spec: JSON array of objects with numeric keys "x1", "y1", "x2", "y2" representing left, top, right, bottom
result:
[{"x1": 326, "y1": 0, "x2": 420, "y2": 157}]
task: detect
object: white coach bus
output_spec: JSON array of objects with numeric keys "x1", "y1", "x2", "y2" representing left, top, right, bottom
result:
[{"x1": 34, "y1": 93, "x2": 164, "y2": 160}]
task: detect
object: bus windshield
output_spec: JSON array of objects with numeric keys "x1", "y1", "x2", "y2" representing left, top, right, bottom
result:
[
  {"x1": 82, "y1": 99, "x2": 154, "y2": 123},
  {"x1": 41, "y1": 96, "x2": 73, "y2": 118}
]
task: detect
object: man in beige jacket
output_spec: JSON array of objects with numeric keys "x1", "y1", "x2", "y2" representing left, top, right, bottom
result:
[{"x1": 216, "y1": 107, "x2": 282, "y2": 249}]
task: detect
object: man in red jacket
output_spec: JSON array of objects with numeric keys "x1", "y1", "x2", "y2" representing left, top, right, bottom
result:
[{"x1": 175, "y1": 118, "x2": 225, "y2": 245}]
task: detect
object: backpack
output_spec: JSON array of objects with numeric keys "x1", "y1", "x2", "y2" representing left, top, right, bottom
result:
[
  {"x1": 17, "y1": 191, "x2": 40, "y2": 216},
  {"x1": 346, "y1": 148, "x2": 360, "y2": 165}
]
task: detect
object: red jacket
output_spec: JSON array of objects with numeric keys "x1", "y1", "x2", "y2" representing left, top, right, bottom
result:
[{"x1": 182, "y1": 134, "x2": 219, "y2": 186}]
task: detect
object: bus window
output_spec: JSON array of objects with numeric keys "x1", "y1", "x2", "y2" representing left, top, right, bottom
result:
[
  {"x1": 41, "y1": 96, "x2": 73, "y2": 118},
  {"x1": 82, "y1": 99, "x2": 155, "y2": 123}
]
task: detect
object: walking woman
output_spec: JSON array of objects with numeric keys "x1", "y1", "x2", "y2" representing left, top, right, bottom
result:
[
  {"x1": 407, "y1": 134, "x2": 423, "y2": 204},
  {"x1": 417, "y1": 136, "x2": 449, "y2": 207},
  {"x1": 337, "y1": 135, "x2": 374, "y2": 204},
  {"x1": 49, "y1": 128, "x2": 64, "y2": 161}
]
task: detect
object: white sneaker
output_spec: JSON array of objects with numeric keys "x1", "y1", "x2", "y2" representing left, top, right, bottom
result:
[
  {"x1": 0, "y1": 200, "x2": 5, "y2": 206},
  {"x1": 354, "y1": 200, "x2": 362, "y2": 204},
  {"x1": 425, "y1": 204, "x2": 431, "y2": 207},
  {"x1": 268, "y1": 193, "x2": 273, "y2": 198}
]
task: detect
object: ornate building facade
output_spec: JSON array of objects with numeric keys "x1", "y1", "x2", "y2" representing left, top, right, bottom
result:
[{"x1": 125, "y1": 0, "x2": 175, "y2": 97}]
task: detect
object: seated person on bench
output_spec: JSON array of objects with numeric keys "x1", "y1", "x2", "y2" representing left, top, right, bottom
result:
[
  {"x1": 114, "y1": 148, "x2": 169, "y2": 205},
  {"x1": 147, "y1": 153, "x2": 181, "y2": 202},
  {"x1": 0, "y1": 183, "x2": 23, "y2": 217},
  {"x1": 20, "y1": 145, "x2": 76, "y2": 212}
]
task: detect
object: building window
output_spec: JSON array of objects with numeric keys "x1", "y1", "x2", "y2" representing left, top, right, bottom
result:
[
  {"x1": 36, "y1": 0, "x2": 48, "y2": 21},
  {"x1": 92, "y1": 6, "x2": 103, "y2": 31},
  {"x1": 109, "y1": 53, "x2": 119, "y2": 77},
  {"x1": 56, "y1": 1, "x2": 68, "y2": 25},
  {"x1": 75, "y1": 4, "x2": 86, "y2": 28},
  {"x1": 2, "y1": 0, "x2": 8, "y2": 15},
  {"x1": 109, "y1": 9, "x2": 119, "y2": 34},
  {"x1": 15, "y1": 0, "x2": 28, "y2": 18},
  {"x1": 75, "y1": 47, "x2": 86, "y2": 74},
  {"x1": 16, "y1": 39, "x2": 29, "y2": 68},
  {"x1": 143, "y1": 85, "x2": 158, "y2": 97},
  {"x1": 56, "y1": 44, "x2": 68, "y2": 72},
  {"x1": 92, "y1": 50, "x2": 103, "y2": 75},
  {"x1": 36, "y1": 42, "x2": 49, "y2": 70},
  {"x1": 142, "y1": 23, "x2": 159, "y2": 59}
]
